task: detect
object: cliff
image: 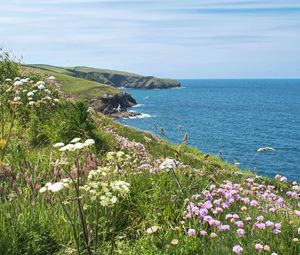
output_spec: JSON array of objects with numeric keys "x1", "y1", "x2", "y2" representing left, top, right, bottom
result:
[
  {"x1": 67, "y1": 67, "x2": 181, "y2": 89},
  {"x1": 89, "y1": 92, "x2": 137, "y2": 115}
]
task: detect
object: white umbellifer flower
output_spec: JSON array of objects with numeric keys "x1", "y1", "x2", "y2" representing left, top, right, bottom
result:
[
  {"x1": 39, "y1": 187, "x2": 47, "y2": 193},
  {"x1": 28, "y1": 101, "x2": 35, "y2": 106},
  {"x1": 20, "y1": 78, "x2": 28, "y2": 83},
  {"x1": 159, "y1": 158, "x2": 176, "y2": 171},
  {"x1": 110, "y1": 180, "x2": 130, "y2": 194},
  {"x1": 13, "y1": 96, "x2": 21, "y2": 101},
  {"x1": 37, "y1": 81, "x2": 45, "y2": 90},
  {"x1": 53, "y1": 142, "x2": 65, "y2": 148},
  {"x1": 15, "y1": 90, "x2": 20, "y2": 94},
  {"x1": 48, "y1": 76, "x2": 56, "y2": 80},
  {"x1": 5, "y1": 78, "x2": 12, "y2": 82},
  {"x1": 53, "y1": 98, "x2": 59, "y2": 102},
  {"x1": 70, "y1": 137, "x2": 81, "y2": 143},
  {"x1": 14, "y1": 77, "x2": 20, "y2": 81},
  {"x1": 59, "y1": 144, "x2": 74, "y2": 152},
  {"x1": 14, "y1": 81, "x2": 23, "y2": 86},
  {"x1": 73, "y1": 142, "x2": 85, "y2": 150},
  {"x1": 84, "y1": 139, "x2": 95, "y2": 146},
  {"x1": 27, "y1": 91, "x2": 34, "y2": 97},
  {"x1": 22, "y1": 89, "x2": 27, "y2": 92},
  {"x1": 48, "y1": 182, "x2": 65, "y2": 192}
]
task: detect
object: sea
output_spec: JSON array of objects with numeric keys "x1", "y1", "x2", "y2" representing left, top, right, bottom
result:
[{"x1": 118, "y1": 79, "x2": 300, "y2": 181}]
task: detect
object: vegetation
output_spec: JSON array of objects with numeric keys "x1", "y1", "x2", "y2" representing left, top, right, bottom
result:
[
  {"x1": 1, "y1": 52, "x2": 300, "y2": 255},
  {"x1": 26, "y1": 64, "x2": 119, "y2": 100}
]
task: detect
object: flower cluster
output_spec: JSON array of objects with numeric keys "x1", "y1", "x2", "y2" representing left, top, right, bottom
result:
[
  {"x1": 81, "y1": 166, "x2": 130, "y2": 207},
  {"x1": 1, "y1": 76, "x2": 61, "y2": 109},
  {"x1": 181, "y1": 176, "x2": 300, "y2": 254},
  {"x1": 53, "y1": 138, "x2": 95, "y2": 152}
]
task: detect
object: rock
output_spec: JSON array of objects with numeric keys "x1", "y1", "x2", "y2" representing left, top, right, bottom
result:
[{"x1": 89, "y1": 92, "x2": 137, "y2": 115}]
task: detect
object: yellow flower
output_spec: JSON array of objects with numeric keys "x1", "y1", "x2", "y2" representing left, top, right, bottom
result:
[{"x1": 0, "y1": 139, "x2": 7, "y2": 150}]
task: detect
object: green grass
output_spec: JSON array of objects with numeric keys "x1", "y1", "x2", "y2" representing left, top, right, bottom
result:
[
  {"x1": 27, "y1": 64, "x2": 119, "y2": 99},
  {"x1": 1, "y1": 58, "x2": 299, "y2": 255}
]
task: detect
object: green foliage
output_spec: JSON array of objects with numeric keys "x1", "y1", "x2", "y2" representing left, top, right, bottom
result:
[{"x1": 0, "y1": 50, "x2": 19, "y2": 83}]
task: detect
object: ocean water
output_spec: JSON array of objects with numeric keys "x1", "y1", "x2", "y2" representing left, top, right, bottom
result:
[{"x1": 119, "y1": 79, "x2": 300, "y2": 181}]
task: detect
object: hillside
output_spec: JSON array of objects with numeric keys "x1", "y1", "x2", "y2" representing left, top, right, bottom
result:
[
  {"x1": 1, "y1": 57, "x2": 300, "y2": 255},
  {"x1": 30, "y1": 64, "x2": 181, "y2": 89},
  {"x1": 25, "y1": 65, "x2": 137, "y2": 115}
]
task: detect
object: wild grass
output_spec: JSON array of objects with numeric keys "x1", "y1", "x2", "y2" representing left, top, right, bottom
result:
[{"x1": 1, "y1": 53, "x2": 300, "y2": 255}]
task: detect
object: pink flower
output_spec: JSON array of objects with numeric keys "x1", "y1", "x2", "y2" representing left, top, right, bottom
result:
[
  {"x1": 225, "y1": 214, "x2": 233, "y2": 220},
  {"x1": 274, "y1": 223, "x2": 281, "y2": 229},
  {"x1": 233, "y1": 245, "x2": 243, "y2": 254},
  {"x1": 265, "y1": 221, "x2": 274, "y2": 228},
  {"x1": 235, "y1": 221, "x2": 244, "y2": 228},
  {"x1": 273, "y1": 229, "x2": 281, "y2": 234},
  {"x1": 269, "y1": 207, "x2": 276, "y2": 213},
  {"x1": 188, "y1": 228, "x2": 196, "y2": 236},
  {"x1": 250, "y1": 200, "x2": 259, "y2": 207},
  {"x1": 256, "y1": 215, "x2": 264, "y2": 222},
  {"x1": 200, "y1": 230, "x2": 207, "y2": 236},
  {"x1": 255, "y1": 223, "x2": 266, "y2": 230},
  {"x1": 245, "y1": 216, "x2": 252, "y2": 221},
  {"x1": 255, "y1": 243, "x2": 264, "y2": 252},
  {"x1": 294, "y1": 210, "x2": 300, "y2": 217},
  {"x1": 237, "y1": 228, "x2": 245, "y2": 237},
  {"x1": 218, "y1": 225, "x2": 230, "y2": 231}
]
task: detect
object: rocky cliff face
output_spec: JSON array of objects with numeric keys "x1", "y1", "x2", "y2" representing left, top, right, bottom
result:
[
  {"x1": 89, "y1": 92, "x2": 137, "y2": 115},
  {"x1": 67, "y1": 69, "x2": 181, "y2": 89}
]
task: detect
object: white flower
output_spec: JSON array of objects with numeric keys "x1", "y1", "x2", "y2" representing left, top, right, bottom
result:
[
  {"x1": 70, "y1": 138, "x2": 81, "y2": 143},
  {"x1": 5, "y1": 78, "x2": 12, "y2": 82},
  {"x1": 84, "y1": 139, "x2": 95, "y2": 146},
  {"x1": 28, "y1": 101, "x2": 35, "y2": 106},
  {"x1": 27, "y1": 91, "x2": 34, "y2": 97},
  {"x1": 39, "y1": 187, "x2": 47, "y2": 193},
  {"x1": 48, "y1": 76, "x2": 56, "y2": 81},
  {"x1": 146, "y1": 226, "x2": 161, "y2": 234},
  {"x1": 13, "y1": 96, "x2": 21, "y2": 101},
  {"x1": 53, "y1": 98, "x2": 59, "y2": 102},
  {"x1": 73, "y1": 142, "x2": 85, "y2": 150},
  {"x1": 37, "y1": 81, "x2": 46, "y2": 90},
  {"x1": 53, "y1": 142, "x2": 65, "y2": 148},
  {"x1": 48, "y1": 182, "x2": 65, "y2": 192},
  {"x1": 59, "y1": 144, "x2": 75, "y2": 152},
  {"x1": 14, "y1": 81, "x2": 23, "y2": 86},
  {"x1": 159, "y1": 158, "x2": 176, "y2": 171},
  {"x1": 14, "y1": 77, "x2": 20, "y2": 81}
]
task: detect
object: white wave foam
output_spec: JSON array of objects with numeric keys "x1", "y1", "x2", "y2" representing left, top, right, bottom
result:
[{"x1": 132, "y1": 104, "x2": 144, "y2": 108}]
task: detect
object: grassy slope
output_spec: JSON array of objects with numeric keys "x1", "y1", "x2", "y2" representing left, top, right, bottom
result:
[
  {"x1": 28, "y1": 64, "x2": 119, "y2": 100},
  {"x1": 1, "y1": 64, "x2": 299, "y2": 255}
]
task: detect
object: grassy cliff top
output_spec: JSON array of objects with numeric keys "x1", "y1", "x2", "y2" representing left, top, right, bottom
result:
[{"x1": 27, "y1": 64, "x2": 119, "y2": 100}]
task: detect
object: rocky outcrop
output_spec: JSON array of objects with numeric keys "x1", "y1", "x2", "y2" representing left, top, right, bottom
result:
[
  {"x1": 89, "y1": 92, "x2": 137, "y2": 115},
  {"x1": 67, "y1": 69, "x2": 181, "y2": 89}
]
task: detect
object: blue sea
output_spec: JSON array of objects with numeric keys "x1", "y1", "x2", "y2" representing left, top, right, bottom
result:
[{"x1": 119, "y1": 80, "x2": 300, "y2": 181}]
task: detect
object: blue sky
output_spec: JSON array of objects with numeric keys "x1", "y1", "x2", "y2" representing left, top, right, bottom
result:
[{"x1": 1, "y1": 0, "x2": 300, "y2": 78}]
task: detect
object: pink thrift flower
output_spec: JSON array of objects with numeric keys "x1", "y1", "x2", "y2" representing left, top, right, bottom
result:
[
  {"x1": 218, "y1": 224, "x2": 230, "y2": 231},
  {"x1": 256, "y1": 223, "x2": 266, "y2": 230},
  {"x1": 274, "y1": 223, "x2": 281, "y2": 229},
  {"x1": 295, "y1": 210, "x2": 300, "y2": 217},
  {"x1": 256, "y1": 215, "x2": 264, "y2": 222},
  {"x1": 188, "y1": 228, "x2": 196, "y2": 236},
  {"x1": 265, "y1": 221, "x2": 274, "y2": 228},
  {"x1": 200, "y1": 230, "x2": 207, "y2": 236},
  {"x1": 235, "y1": 221, "x2": 244, "y2": 228},
  {"x1": 250, "y1": 200, "x2": 259, "y2": 207},
  {"x1": 269, "y1": 207, "x2": 276, "y2": 213},
  {"x1": 273, "y1": 229, "x2": 281, "y2": 234},
  {"x1": 255, "y1": 243, "x2": 264, "y2": 252},
  {"x1": 233, "y1": 245, "x2": 243, "y2": 254},
  {"x1": 237, "y1": 228, "x2": 245, "y2": 237},
  {"x1": 245, "y1": 216, "x2": 252, "y2": 221}
]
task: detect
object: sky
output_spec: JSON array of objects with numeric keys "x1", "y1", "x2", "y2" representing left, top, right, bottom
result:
[{"x1": 1, "y1": 0, "x2": 300, "y2": 78}]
